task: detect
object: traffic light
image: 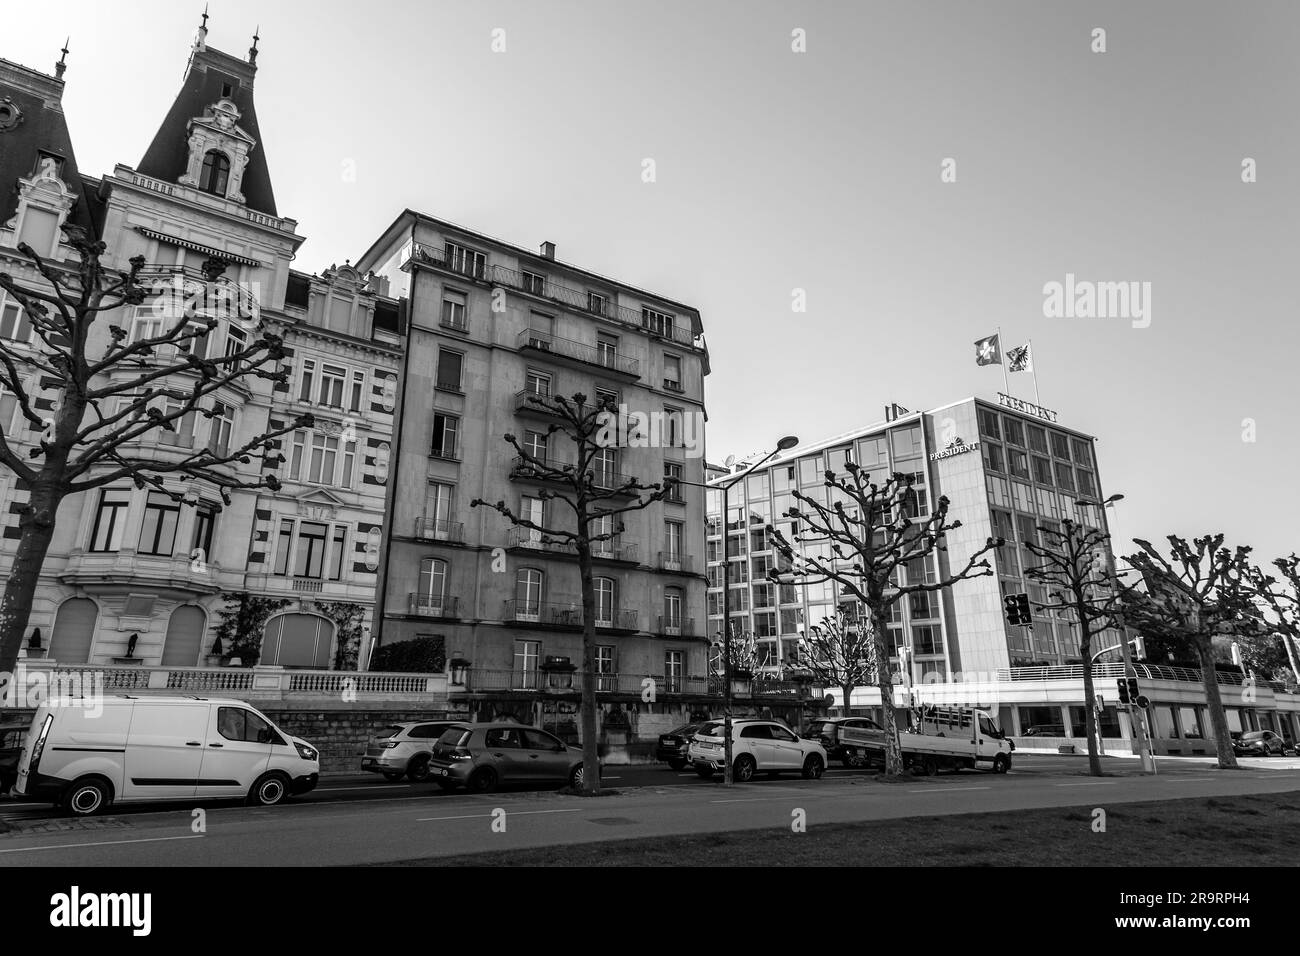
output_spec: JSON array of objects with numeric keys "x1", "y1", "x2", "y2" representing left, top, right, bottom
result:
[
  {"x1": 1004, "y1": 592, "x2": 1032, "y2": 627},
  {"x1": 1117, "y1": 677, "x2": 1139, "y2": 704}
]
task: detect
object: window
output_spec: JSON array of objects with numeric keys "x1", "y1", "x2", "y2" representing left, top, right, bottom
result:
[
  {"x1": 159, "y1": 394, "x2": 196, "y2": 447},
  {"x1": 596, "y1": 332, "x2": 619, "y2": 369},
  {"x1": 1050, "y1": 432, "x2": 1072, "y2": 460},
  {"x1": 298, "y1": 359, "x2": 316, "y2": 403},
  {"x1": 642, "y1": 307, "x2": 674, "y2": 337},
  {"x1": 217, "y1": 707, "x2": 274, "y2": 744},
  {"x1": 523, "y1": 429, "x2": 548, "y2": 462},
  {"x1": 522, "y1": 271, "x2": 546, "y2": 295},
  {"x1": 587, "y1": 291, "x2": 608, "y2": 316},
  {"x1": 1003, "y1": 417, "x2": 1025, "y2": 447},
  {"x1": 753, "y1": 611, "x2": 776, "y2": 637},
  {"x1": 317, "y1": 363, "x2": 346, "y2": 407},
  {"x1": 516, "y1": 568, "x2": 544, "y2": 617},
  {"x1": 138, "y1": 491, "x2": 180, "y2": 556},
  {"x1": 208, "y1": 401, "x2": 234, "y2": 457},
  {"x1": 1027, "y1": 425, "x2": 1048, "y2": 455},
  {"x1": 427, "y1": 482, "x2": 454, "y2": 526},
  {"x1": 417, "y1": 558, "x2": 447, "y2": 610},
  {"x1": 293, "y1": 522, "x2": 329, "y2": 578},
  {"x1": 431, "y1": 413, "x2": 459, "y2": 459},
  {"x1": 594, "y1": 577, "x2": 615, "y2": 625},
  {"x1": 130, "y1": 306, "x2": 165, "y2": 345},
  {"x1": 982, "y1": 443, "x2": 1004, "y2": 474},
  {"x1": 306, "y1": 432, "x2": 338, "y2": 483},
  {"x1": 664, "y1": 354, "x2": 682, "y2": 391},
  {"x1": 440, "y1": 290, "x2": 467, "y2": 330},
  {"x1": 89, "y1": 488, "x2": 130, "y2": 552},
  {"x1": 1077, "y1": 470, "x2": 1097, "y2": 498},
  {"x1": 1008, "y1": 448, "x2": 1030, "y2": 480},
  {"x1": 349, "y1": 370, "x2": 367, "y2": 413},
  {"x1": 1054, "y1": 462, "x2": 1075, "y2": 492},
  {"x1": 593, "y1": 447, "x2": 618, "y2": 486},
  {"x1": 524, "y1": 369, "x2": 551, "y2": 397},
  {"x1": 664, "y1": 650, "x2": 684, "y2": 693},
  {"x1": 1, "y1": 297, "x2": 33, "y2": 343},
  {"x1": 890, "y1": 425, "x2": 922, "y2": 461},
  {"x1": 328, "y1": 526, "x2": 347, "y2": 581},
  {"x1": 665, "y1": 521, "x2": 684, "y2": 562},
  {"x1": 445, "y1": 242, "x2": 486, "y2": 279},
  {"x1": 799, "y1": 455, "x2": 823, "y2": 487},
  {"x1": 273, "y1": 519, "x2": 294, "y2": 575},
  {"x1": 514, "y1": 640, "x2": 540, "y2": 690},
  {"x1": 664, "y1": 588, "x2": 683, "y2": 629},
  {"x1": 198, "y1": 150, "x2": 230, "y2": 196},
  {"x1": 664, "y1": 406, "x2": 683, "y2": 447},
  {"x1": 664, "y1": 461, "x2": 683, "y2": 501},
  {"x1": 978, "y1": 408, "x2": 1001, "y2": 440},
  {"x1": 224, "y1": 325, "x2": 247, "y2": 359},
  {"x1": 913, "y1": 624, "x2": 942, "y2": 655},
  {"x1": 1031, "y1": 455, "x2": 1053, "y2": 485},
  {"x1": 595, "y1": 387, "x2": 618, "y2": 410},
  {"x1": 192, "y1": 505, "x2": 217, "y2": 560},
  {"x1": 435, "y1": 349, "x2": 463, "y2": 391}
]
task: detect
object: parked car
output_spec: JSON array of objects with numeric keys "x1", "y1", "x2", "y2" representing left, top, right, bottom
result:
[
  {"x1": 361, "y1": 721, "x2": 466, "y2": 781},
  {"x1": 14, "y1": 696, "x2": 319, "y2": 816},
  {"x1": 428, "y1": 722, "x2": 590, "y2": 792},
  {"x1": 802, "y1": 716, "x2": 884, "y2": 766},
  {"x1": 689, "y1": 718, "x2": 827, "y2": 782},
  {"x1": 656, "y1": 722, "x2": 708, "y2": 770},
  {"x1": 1233, "y1": 729, "x2": 1286, "y2": 757},
  {"x1": 1021, "y1": 724, "x2": 1067, "y2": 737},
  {"x1": 0, "y1": 719, "x2": 28, "y2": 794}
]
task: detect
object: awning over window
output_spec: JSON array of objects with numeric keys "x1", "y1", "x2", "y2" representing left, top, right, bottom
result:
[{"x1": 135, "y1": 227, "x2": 262, "y2": 269}]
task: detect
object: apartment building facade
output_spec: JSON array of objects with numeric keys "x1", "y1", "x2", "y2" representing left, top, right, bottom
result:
[
  {"x1": 0, "y1": 30, "x2": 398, "y2": 670},
  {"x1": 358, "y1": 213, "x2": 711, "y2": 697}
]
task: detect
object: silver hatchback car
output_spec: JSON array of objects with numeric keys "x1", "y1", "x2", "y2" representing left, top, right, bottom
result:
[
  {"x1": 361, "y1": 720, "x2": 467, "y2": 782},
  {"x1": 429, "y1": 722, "x2": 589, "y2": 792}
]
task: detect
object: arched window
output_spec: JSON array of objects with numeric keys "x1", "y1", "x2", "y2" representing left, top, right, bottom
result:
[
  {"x1": 417, "y1": 558, "x2": 448, "y2": 614},
  {"x1": 594, "y1": 577, "x2": 615, "y2": 626},
  {"x1": 50, "y1": 597, "x2": 99, "y2": 664},
  {"x1": 198, "y1": 150, "x2": 231, "y2": 196},
  {"x1": 261, "y1": 612, "x2": 334, "y2": 669},
  {"x1": 161, "y1": 605, "x2": 207, "y2": 667},
  {"x1": 515, "y1": 568, "x2": 543, "y2": 619}
]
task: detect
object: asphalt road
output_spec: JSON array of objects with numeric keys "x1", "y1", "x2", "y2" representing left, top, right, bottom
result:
[{"x1": 3, "y1": 753, "x2": 1298, "y2": 866}]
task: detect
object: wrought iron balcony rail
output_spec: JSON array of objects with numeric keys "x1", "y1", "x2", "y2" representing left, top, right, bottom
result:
[
  {"x1": 408, "y1": 594, "x2": 460, "y2": 617},
  {"x1": 517, "y1": 328, "x2": 640, "y2": 377},
  {"x1": 412, "y1": 518, "x2": 464, "y2": 542}
]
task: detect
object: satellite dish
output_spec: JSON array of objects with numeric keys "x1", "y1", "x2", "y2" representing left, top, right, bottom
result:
[{"x1": 723, "y1": 454, "x2": 736, "y2": 468}]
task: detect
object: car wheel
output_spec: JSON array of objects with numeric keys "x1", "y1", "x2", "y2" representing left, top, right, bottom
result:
[
  {"x1": 63, "y1": 777, "x2": 111, "y2": 817},
  {"x1": 802, "y1": 754, "x2": 825, "y2": 780},
  {"x1": 992, "y1": 754, "x2": 1011, "y2": 774},
  {"x1": 733, "y1": 754, "x2": 756, "y2": 782},
  {"x1": 922, "y1": 756, "x2": 939, "y2": 777},
  {"x1": 407, "y1": 755, "x2": 432, "y2": 782},
  {"x1": 569, "y1": 764, "x2": 586, "y2": 789},
  {"x1": 695, "y1": 767, "x2": 715, "y2": 779},
  {"x1": 667, "y1": 758, "x2": 686, "y2": 771},
  {"x1": 248, "y1": 771, "x2": 291, "y2": 807},
  {"x1": 468, "y1": 767, "x2": 498, "y2": 793},
  {"x1": 380, "y1": 771, "x2": 405, "y2": 782}
]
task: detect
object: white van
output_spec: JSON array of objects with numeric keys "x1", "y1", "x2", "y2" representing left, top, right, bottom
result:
[{"x1": 14, "y1": 696, "x2": 320, "y2": 816}]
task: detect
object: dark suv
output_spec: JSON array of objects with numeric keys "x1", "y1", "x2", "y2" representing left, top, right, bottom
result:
[
  {"x1": 656, "y1": 722, "x2": 707, "y2": 770},
  {"x1": 802, "y1": 716, "x2": 884, "y2": 766}
]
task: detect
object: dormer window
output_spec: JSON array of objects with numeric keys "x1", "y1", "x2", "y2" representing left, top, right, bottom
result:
[{"x1": 199, "y1": 150, "x2": 230, "y2": 196}]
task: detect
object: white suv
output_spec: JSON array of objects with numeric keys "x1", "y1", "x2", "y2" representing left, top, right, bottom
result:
[
  {"x1": 362, "y1": 721, "x2": 465, "y2": 782},
  {"x1": 688, "y1": 718, "x2": 827, "y2": 782}
]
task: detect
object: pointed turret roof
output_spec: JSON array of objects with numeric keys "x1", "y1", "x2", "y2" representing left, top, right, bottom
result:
[{"x1": 137, "y1": 37, "x2": 278, "y2": 216}]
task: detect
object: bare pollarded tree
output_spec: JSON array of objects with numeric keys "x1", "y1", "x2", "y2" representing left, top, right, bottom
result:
[
  {"x1": 767, "y1": 462, "x2": 1000, "y2": 777},
  {"x1": 800, "y1": 605, "x2": 877, "y2": 748},
  {"x1": 472, "y1": 391, "x2": 671, "y2": 795},
  {"x1": 0, "y1": 228, "x2": 307, "y2": 673},
  {"x1": 1241, "y1": 554, "x2": 1300, "y2": 683}
]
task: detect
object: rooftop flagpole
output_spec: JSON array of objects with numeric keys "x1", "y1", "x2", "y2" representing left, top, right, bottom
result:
[
  {"x1": 997, "y1": 326, "x2": 1010, "y2": 394},
  {"x1": 1029, "y1": 338, "x2": 1041, "y2": 406}
]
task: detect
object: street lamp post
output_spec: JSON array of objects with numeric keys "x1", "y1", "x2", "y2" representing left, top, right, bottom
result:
[
  {"x1": 678, "y1": 435, "x2": 798, "y2": 786},
  {"x1": 1076, "y1": 493, "x2": 1155, "y2": 773}
]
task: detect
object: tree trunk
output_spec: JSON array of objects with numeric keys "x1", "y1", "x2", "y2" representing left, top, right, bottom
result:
[
  {"x1": 870, "y1": 606, "x2": 903, "y2": 776},
  {"x1": 0, "y1": 480, "x2": 65, "y2": 675},
  {"x1": 1195, "y1": 636, "x2": 1239, "y2": 769},
  {"x1": 1076, "y1": 600, "x2": 1103, "y2": 776},
  {"x1": 576, "y1": 540, "x2": 602, "y2": 794}
]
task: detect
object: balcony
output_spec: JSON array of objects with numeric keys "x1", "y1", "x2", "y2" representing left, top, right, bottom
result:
[
  {"x1": 513, "y1": 388, "x2": 565, "y2": 420},
  {"x1": 517, "y1": 328, "x2": 640, "y2": 379},
  {"x1": 658, "y1": 615, "x2": 696, "y2": 638},
  {"x1": 657, "y1": 551, "x2": 694, "y2": 574},
  {"x1": 591, "y1": 537, "x2": 638, "y2": 564},
  {"x1": 407, "y1": 594, "x2": 461, "y2": 618},
  {"x1": 502, "y1": 600, "x2": 638, "y2": 632},
  {"x1": 405, "y1": 241, "x2": 490, "y2": 282},
  {"x1": 506, "y1": 528, "x2": 570, "y2": 555},
  {"x1": 663, "y1": 379, "x2": 685, "y2": 394},
  {"x1": 464, "y1": 669, "x2": 711, "y2": 695},
  {"x1": 292, "y1": 578, "x2": 324, "y2": 593},
  {"x1": 413, "y1": 518, "x2": 465, "y2": 543},
  {"x1": 136, "y1": 263, "x2": 260, "y2": 325},
  {"x1": 509, "y1": 455, "x2": 573, "y2": 485}
]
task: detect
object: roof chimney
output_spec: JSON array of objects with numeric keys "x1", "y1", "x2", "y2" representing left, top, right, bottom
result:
[{"x1": 540, "y1": 241, "x2": 556, "y2": 260}]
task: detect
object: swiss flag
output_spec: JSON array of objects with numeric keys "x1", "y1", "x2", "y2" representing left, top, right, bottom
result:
[{"x1": 974, "y1": 333, "x2": 1001, "y2": 366}]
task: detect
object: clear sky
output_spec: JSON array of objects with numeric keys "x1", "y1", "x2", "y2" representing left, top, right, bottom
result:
[{"x1": 5, "y1": 1, "x2": 1298, "y2": 565}]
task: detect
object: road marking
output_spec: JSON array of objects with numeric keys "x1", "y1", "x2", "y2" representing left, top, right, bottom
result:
[
  {"x1": 417, "y1": 808, "x2": 584, "y2": 822},
  {"x1": 1056, "y1": 781, "x2": 1118, "y2": 787},
  {"x1": 0, "y1": 834, "x2": 203, "y2": 855},
  {"x1": 907, "y1": 786, "x2": 992, "y2": 793}
]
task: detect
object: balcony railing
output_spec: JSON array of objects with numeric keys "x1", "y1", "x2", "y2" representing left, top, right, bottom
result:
[
  {"x1": 997, "y1": 662, "x2": 1294, "y2": 692},
  {"x1": 509, "y1": 455, "x2": 574, "y2": 483},
  {"x1": 292, "y1": 578, "x2": 324, "y2": 593},
  {"x1": 465, "y1": 668, "x2": 712, "y2": 695},
  {"x1": 136, "y1": 264, "x2": 260, "y2": 324},
  {"x1": 429, "y1": 444, "x2": 461, "y2": 462},
  {"x1": 517, "y1": 329, "x2": 640, "y2": 377},
  {"x1": 513, "y1": 389, "x2": 563, "y2": 417},
  {"x1": 413, "y1": 518, "x2": 465, "y2": 542},
  {"x1": 407, "y1": 241, "x2": 489, "y2": 281},
  {"x1": 408, "y1": 593, "x2": 460, "y2": 617},
  {"x1": 658, "y1": 615, "x2": 695, "y2": 637},
  {"x1": 502, "y1": 600, "x2": 638, "y2": 630},
  {"x1": 591, "y1": 538, "x2": 637, "y2": 563},
  {"x1": 658, "y1": 551, "x2": 693, "y2": 573},
  {"x1": 507, "y1": 528, "x2": 570, "y2": 554}
]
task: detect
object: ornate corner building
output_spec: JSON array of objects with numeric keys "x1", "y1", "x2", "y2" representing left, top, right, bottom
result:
[{"x1": 0, "y1": 27, "x2": 400, "y2": 671}]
